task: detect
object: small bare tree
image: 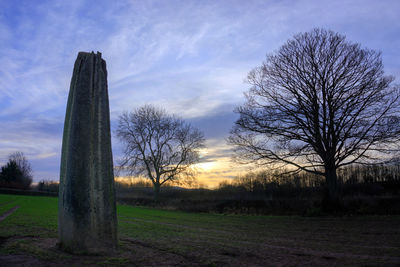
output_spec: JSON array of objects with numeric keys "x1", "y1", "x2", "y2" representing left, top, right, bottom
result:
[
  {"x1": 9, "y1": 152, "x2": 33, "y2": 180},
  {"x1": 228, "y1": 29, "x2": 400, "y2": 207},
  {"x1": 116, "y1": 105, "x2": 205, "y2": 199},
  {"x1": 0, "y1": 152, "x2": 33, "y2": 189}
]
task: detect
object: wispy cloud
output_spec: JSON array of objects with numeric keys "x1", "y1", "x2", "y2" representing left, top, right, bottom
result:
[{"x1": 0, "y1": 0, "x2": 399, "y2": 182}]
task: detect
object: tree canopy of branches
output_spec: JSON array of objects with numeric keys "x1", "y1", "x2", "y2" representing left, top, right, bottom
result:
[
  {"x1": 0, "y1": 152, "x2": 33, "y2": 189},
  {"x1": 228, "y1": 28, "x2": 400, "y2": 207},
  {"x1": 117, "y1": 105, "x2": 205, "y2": 199}
]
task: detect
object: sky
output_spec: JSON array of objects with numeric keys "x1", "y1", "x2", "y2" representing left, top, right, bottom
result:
[{"x1": 0, "y1": 0, "x2": 399, "y2": 187}]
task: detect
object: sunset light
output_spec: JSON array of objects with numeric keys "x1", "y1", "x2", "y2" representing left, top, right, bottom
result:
[
  {"x1": 1, "y1": 1, "x2": 398, "y2": 189},
  {"x1": 195, "y1": 161, "x2": 217, "y2": 172},
  {"x1": 1, "y1": 1, "x2": 399, "y2": 265}
]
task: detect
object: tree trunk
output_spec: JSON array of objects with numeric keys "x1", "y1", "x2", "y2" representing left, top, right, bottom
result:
[
  {"x1": 323, "y1": 166, "x2": 341, "y2": 212},
  {"x1": 153, "y1": 182, "x2": 161, "y2": 201}
]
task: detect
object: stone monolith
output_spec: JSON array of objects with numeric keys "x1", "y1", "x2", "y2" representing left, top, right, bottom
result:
[{"x1": 58, "y1": 51, "x2": 117, "y2": 253}]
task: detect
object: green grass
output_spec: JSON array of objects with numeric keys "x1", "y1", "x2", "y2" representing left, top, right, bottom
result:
[{"x1": 0, "y1": 193, "x2": 399, "y2": 266}]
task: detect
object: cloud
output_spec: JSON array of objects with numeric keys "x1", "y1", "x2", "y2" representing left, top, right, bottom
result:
[
  {"x1": 0, "y1": 119, "x2": 62, "y2": 161},
  {"x1": 0, "y1": 0, "x2": 399, "y2": 183}
]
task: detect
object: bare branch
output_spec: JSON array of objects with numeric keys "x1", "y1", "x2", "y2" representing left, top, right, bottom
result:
[
  {"x1": 229, "y1": 28, "x2": 400, "y2": 203},
  {"x1": 116, "y1": 105, "x2": 205, "y2": 197}
]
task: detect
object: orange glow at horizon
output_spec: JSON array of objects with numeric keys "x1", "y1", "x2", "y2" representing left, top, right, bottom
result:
[
  {"x1": 192, "y1": 141, "x2": 250, "y2": 188},
  {"x1": 115, "y1": 142, "x2": 250, "y2": 189}
]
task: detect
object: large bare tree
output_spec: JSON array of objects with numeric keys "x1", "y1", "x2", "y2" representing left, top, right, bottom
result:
[
  {"x1": 228, "y1": 29, "x2": 400, "y2": 206},
  {"x1": 117, "y1": 105, "x2": 205, "y2": 199}
]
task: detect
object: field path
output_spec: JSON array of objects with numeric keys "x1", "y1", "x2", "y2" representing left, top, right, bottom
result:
[{"x1": 0, "y1": 206, "x2": 19, "y2": 222}]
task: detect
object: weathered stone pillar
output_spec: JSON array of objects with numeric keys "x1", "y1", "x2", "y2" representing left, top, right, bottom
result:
[{"x1": 58, "y1": 51, "x2": 117, "y2": 253}]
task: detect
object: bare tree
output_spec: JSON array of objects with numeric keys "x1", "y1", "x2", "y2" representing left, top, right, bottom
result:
[
  {"x1": 0, "y1": 152, "x2": 33, "y2": 189},
  {"x1": 9, "y1": 152, "x2": 33, "y2": 181},
  {"x1": 228, "y1": 29, "x2": 400, "y2": 207},
  {"x1": 116, "y1": 105, "x2": 205, "y2": 199}
]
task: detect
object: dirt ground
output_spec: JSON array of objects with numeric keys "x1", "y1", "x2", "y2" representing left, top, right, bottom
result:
[{"x1": 0, "y1": 234, "x2": 399, "y2": 266}]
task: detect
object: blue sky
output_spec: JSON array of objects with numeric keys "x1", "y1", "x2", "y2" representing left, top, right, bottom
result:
[{"x1": 1, "y1": 0, "x2": 399, "y2": 186}]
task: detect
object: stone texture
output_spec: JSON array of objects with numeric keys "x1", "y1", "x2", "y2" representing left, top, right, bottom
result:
[{"x1": 58, "y1": 51, "x2": 117, "y2": 253}]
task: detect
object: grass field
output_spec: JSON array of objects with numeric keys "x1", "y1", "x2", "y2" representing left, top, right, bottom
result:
[{"x1": 0, "y1": 194, "x2": 399, "y2": 266}]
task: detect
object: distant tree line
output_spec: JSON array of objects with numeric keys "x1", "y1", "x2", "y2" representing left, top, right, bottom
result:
[
  {"x1": 219, "y1": 162, "x2": 400, "y2": 198},
  {"x1": 113, "y1": 163, "x2": 400, "y2": 215},
  {"x1": 36, "y1": 180, "x2": 59, "y2": 193},
  {"x1": 0, "y1": 152, "x2": 32, "y2": 190}
]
